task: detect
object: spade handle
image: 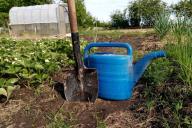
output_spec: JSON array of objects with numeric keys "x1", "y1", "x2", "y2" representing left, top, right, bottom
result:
[{"x1": 67, "y1": 0, "x2": 83, "y2": 71}]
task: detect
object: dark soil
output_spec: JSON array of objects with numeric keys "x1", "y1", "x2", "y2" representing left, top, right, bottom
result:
[
  {"x1": 1, "y1": 84, "x2": 144, "y2": 128},
  {"x1": 0, "y1": 33, "x2": 163, "y2": 128}
]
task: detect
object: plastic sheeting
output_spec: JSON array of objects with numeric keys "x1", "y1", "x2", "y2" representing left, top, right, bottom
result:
[{"x1": 9, "y1": 4, "x2": 68, "y2": 25}]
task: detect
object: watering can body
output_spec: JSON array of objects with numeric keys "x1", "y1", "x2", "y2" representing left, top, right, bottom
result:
[
  {"x1": 84, "y1": 42, "x2": 166, "y2": 100},
  {"x1": 84, "y1": 42, "x2": 134, "y2": 100}
]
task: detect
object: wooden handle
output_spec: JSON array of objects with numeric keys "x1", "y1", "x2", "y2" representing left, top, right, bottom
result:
[
  {"x1": 67, "y1": 0, "x2": 83, "y2": 72},
  {"x1": 67, "y1": 0, "x2": 78, "y2": 33}
]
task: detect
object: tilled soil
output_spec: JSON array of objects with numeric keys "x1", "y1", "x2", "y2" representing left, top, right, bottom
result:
[
  {"x1": 81, "y1": 34, "x2": 162, "y2": 51},
  {"x1": 0, "y1": 83, "x2": 145, "y2": 128}
]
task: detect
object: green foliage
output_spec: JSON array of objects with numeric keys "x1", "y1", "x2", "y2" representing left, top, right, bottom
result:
[
  {"x1": 142, "y1": 57, "x2": 191, "y2": 127},
  {"x1": 128, "y1": 0, "x2": 166, "y2": 26},
  {"x1": 75, "y1": 0, "x2": 95, "y2": 28},
  {"x1": 0, "y1": 78, "x2": 17, "y2": 101},
  {"x1": 166, "y1": 16, "x2": 192, "y2": 86},
  {"x1": 18, "y1": 0, "x2": 51, "y2": 6},
  {"x1": 0, "y1": 12, "x2": 8, "y2": 27},
  {"x1": 47, "y1": 113, "x2": 70, "y2": 128},
  {"x1": 110, "y1": 10, "x2": 129, "y2": 28},
  {"x1": 171, "y1": 17, "x2": 192, "y2": 43},
  {"x1": 154, "y1": 11, "x2": 171, "y2": 39},
  {"x1": 143, "y1": 58, "x2": 173, "y2": 86},
  {"x1": 97, "y1": 122, "x2": 107, "y2": 128},
  {"x1": 63, "y1": 0, "x2": 95, "y2": 28},
  {"x1": 48, "y1": 118, "x2": 70, "y2": 128},
  {"x1": 153, "y1": 14, "x2": 192, "y2": 86},
  {"x1": 128, "y1": 1, "x2": 141, "y2": 27},
  {"x1": 146, "y1": 13, "x2": 192, "y2": 127},
  {"x1": 0, "y1": 38, "x2": 75, "y2": 100},
  {"x1": 173, "y1": 0, "x2": 192, "y2": 17},
  {"x1": 95, "y1": 21, "x2": 111, "y2": 28},
  {"x1": 166, "y1": 43, "x2": 192, "y2": 86}
]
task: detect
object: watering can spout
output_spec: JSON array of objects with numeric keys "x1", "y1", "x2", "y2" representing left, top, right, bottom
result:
[{"x1": 133, "y1": 51, "x2": 166, "y2": 86}]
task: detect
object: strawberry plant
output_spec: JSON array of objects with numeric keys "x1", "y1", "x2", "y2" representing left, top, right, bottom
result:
[{"x1": 0, "y1": 38, "x2": 89, "y2": 101}]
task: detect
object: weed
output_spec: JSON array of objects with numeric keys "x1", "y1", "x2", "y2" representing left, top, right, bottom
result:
[
  {"x1": 166, "y1": 42, "x2": 192, "y2": 86},
  {"x1": 97, "y1": 121, "x2": 107, "y2": 128},
  {"x1": 143, "y1": 58, "x2": 173, "y2": 86},
  {"x1": 154, "y1": 12, "x2": 171, "y2": 40},
  {"x1": 47, "y1": 113, "x2": 70, "y2": 128}
]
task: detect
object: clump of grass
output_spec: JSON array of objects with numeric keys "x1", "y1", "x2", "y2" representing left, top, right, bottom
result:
[
  {"x1": 141, "y1": 57, "x2": 192, "y2": 127},
  {"x1": 143, "y1": 58, "x2": 173, "y2": 86},
  {"x1": 166, "y1": 42, "x2": 192, "y2": 86},
  {"x1": 139, "y1": 13, "x2": 192, "y2": 127},
  {"x1": 170, "y1": 17, "x2": 191, "y2": 43},
  {"x1": 47, "y1": 113, "x2": 70, "y2": 128},
  {"x1": 167, "y1": 16, "x2": 192, "y2": 87},
  {"x1": 154, "y1": 12, "x2": 171, "y2": 40}
]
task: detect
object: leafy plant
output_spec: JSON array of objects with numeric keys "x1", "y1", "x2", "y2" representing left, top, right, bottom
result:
[
  {"x1": 170, "y1": 17, "x2": 191, "y2": 43},
  {"x1": 47, "y1": 113, "x2": 70, "y2": 128},
  {"x1": 154, "y1": 11, "x2": 171, "y2": 40},
  {"x1": 0, "y1": 38, "x2": 83, "y2": 101},
  {"x1": 0, "y1": 78, "x2": 17, "y2": 101},
  {"x1": 143, "y1": 14, "x2": 192, "y2": 127},
  {"x1": 166, "y1": 42, "x2": 192, "y2": 86},
  {"x1": 143, "y1": 58, "x2": 173, "y2": 86}
]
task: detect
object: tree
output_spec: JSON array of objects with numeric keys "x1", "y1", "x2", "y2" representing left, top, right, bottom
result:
[
  {"x1": 63, "y1": 0, "x2": 95, "y2": 28},
  {"x1": 0, "y1": 12, "x2": 8, "y2": 27},
  {"x1": 128, "y1": 0, "x2": 166, "y2": 27},
  {"x1": 110, "y1": 10, "x2": 129, "y2": 28},
  {"x1": 173, "y1": 0, "x2": 192, "y2": 17},
  {"x1": 129, "y1": 1, "x2": 141, "y2": 27}
]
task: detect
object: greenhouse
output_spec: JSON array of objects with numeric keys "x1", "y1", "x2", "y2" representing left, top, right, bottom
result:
[{"x1": 9, "y1": 4, "x2": 70, "y2": 37}]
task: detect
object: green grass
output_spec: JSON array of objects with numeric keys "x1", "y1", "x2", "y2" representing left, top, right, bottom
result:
[
  {"x1": 141, "y1": 12, "x2": 192, "y2": 127},
  {"x1": 166, "y1": 42, "x2": 192, "y2": 86},
  {"x1": 154, "y1": 12, "x2": 171, "y2": 40},
  {"x1": 143, "y1": 58, "x2": 173, "y2": 86},
  {"x1": 47, "y1": 113, "x2": 70, "y2": 128},
  {"x1": 166, "y1": 16, "x2": 192, "y2": 87},
  {"x1": 97, "y1": 121, "x2": 107, "y2": 128},
  {"x1": 142, "y1": 57, "x2": 192, "y2": 127}
]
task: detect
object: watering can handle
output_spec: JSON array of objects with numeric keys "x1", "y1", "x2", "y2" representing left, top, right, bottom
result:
[{"x1": 84, "y1": 42, "x2": 133, "y2": 57}]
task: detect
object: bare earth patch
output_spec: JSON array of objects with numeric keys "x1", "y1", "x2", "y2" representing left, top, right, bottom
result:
[{"x1": 0, "y1": 84, "x2": 143, "y2": 128}]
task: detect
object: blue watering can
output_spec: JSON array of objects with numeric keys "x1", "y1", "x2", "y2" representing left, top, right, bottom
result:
[{"x1": 84, "y1": 42, "x2": 166, "y2": 100}]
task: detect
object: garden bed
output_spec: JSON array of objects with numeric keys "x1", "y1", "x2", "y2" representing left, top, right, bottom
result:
[{"x1": 0, "y1": 30, "x2": 191, "y2": 127}]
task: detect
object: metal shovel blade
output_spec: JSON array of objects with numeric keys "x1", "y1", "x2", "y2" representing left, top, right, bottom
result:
[{"x1": 64, "y1": 68, "x2": 98, "y2": 102}]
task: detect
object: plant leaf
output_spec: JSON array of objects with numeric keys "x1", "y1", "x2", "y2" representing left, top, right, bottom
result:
[
  {"x1": 7, "y1": 86, "x2": 16, "y2": 99},
  {"x1": 0, "y1": 78, "x2": 6, "y2": 88},
  {"x1": 35, "y1": 63, "x2": 44, "y2": 70},
  {"x1": 7, "y1": 78, "x2": 18, "y2": 84},
  {"x1": 0, "y1": 88, "x2": 7, "y2": 97}
]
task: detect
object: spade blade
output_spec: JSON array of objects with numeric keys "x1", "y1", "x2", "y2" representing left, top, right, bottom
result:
[{"x1": 64, "y1": 68, "x2": 98, "y2": 102}]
